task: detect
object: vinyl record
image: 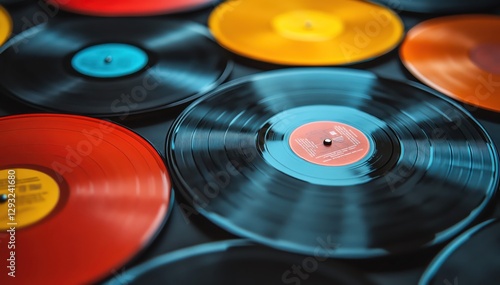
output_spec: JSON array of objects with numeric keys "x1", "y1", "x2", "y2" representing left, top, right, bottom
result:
[
  {"x1": 0, "y1": 18, "x2": 231, "y2": 117},
  {"x1": 104, "y1": 240, "x2": 374, "y2": 285},
  {"x1": 0, "y1": 114, "x2": 171, "y2": 284},
  {"x1": 0, "y1": 6, "x2": 11, "y2": 46},
  {"x1": 400, "y1": 15, "x2": 500, "y2": 112},
  {"x1": 371, "y1": 0, "x2": 499, "y2": 13},
  {"x1": 48, "y1": 0, "x2": 217, "y2": 16},
  {"x1": 419, "y1": 219, "x2": 500, "y2": 285},
  {"x1": 208, "y1": 0, "x2": 404, "y2": 66},
  {"x1": 167, "y1": 68, "x2": 498, "y2": 258}
]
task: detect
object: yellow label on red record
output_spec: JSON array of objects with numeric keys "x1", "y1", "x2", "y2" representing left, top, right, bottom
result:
[{"x1": 0, "y1": 168, "x2": 60, "y2": 230}]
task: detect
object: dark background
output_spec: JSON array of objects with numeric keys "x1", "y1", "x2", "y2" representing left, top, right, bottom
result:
[{"x1": 0, "y1": 1, "x2": 499, "y2": 284}]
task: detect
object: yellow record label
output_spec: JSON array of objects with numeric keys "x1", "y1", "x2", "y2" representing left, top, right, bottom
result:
[
  {"x1": 272, "y1": 10, "x2": 344, "y2": 42},
  {"x1": 0, "y1": 168, "x2": 60, "y2": 230},
  {"x1": 0, "y1": 6, "x2": 12, "y2": 46},
  {"x1": 209, "y1": 0, "x2": 404, "y2": 65}
]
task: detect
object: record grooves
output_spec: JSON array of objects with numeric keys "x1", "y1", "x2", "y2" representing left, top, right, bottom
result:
[
  {"x1": 419, "y1": 219, "x2": 500, "y2": 285},
  {"x1": 0, "y1": 18, "x2": 232, "y2": 117},
  {"x1": 209, "y1": 0, "x2": 404, "y2": 66},
  {"x1": 167, "y1": 68, "x2": 498, "y2": 258},
  {"x1": 104, "y1": 240, "x2": 375, "y2": 285},
  {"x1": 0, "y1": 114, "x2": 172, "y2": 284},
  {"x1": 400, "y1": 15, "x2": 500, "y2": 112}
]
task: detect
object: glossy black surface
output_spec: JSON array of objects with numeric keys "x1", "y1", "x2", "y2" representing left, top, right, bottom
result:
[
  {"x1": 0, "y1": 17, "x2": 231, "y2": 117},
  {"x1": 419, "y1": 219, "x2": 500, "y2": 285},
  {"x1": 105, "y1": 240, "x2": 374, "y2": 285},
  {"x1": 167, "y1": 68, "x2": 499, "y2": 258}
]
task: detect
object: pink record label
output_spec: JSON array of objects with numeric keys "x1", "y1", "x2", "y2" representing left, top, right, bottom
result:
[{"x1": 289, "y1": 121, "x2": 370, "y2": 166}]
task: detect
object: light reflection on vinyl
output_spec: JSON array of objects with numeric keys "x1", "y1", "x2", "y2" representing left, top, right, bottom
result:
[{"x1": 167, "y1": 68, "x2": 498, "y2": 258}]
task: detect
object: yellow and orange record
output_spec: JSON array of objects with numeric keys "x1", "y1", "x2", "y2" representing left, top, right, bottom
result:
[
  {"x1": 401, "y1": 15, "x2": 500, "y2": 112},
  {"x1": 0, "y1": 114, "x2": 172, "y2": 285},
  {"x1": 209, "y1": 0, "x2": 404, "y2": 66},
  {"x1": 0, "y1": 6, "x2": 12, "y2": 46}
]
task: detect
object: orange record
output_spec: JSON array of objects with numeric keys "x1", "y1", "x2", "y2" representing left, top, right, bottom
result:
[
  {"x1": 0, "y1": 114, "x2": 171, "y2": 285},
  {"x1": 401, "y1": 15, "x2": 500, "y2": 112},
  {"x1": 209, "y1": 0, "x2": 404, "y2": 66},
  {"x1": 0, "y1": 6, "x2": 12, "y2": 46}
]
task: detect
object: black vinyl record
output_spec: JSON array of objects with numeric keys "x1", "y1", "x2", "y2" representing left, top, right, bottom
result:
[
  {"x1": 0, "y1": 18, "x2": 232, "y2": 117},
  {"x1": 104, "y1": 240, "x2": 374, "y2": 285},
  {"x1": 167, "y1": 68, "x2": 498, "y2": 258},
  {"x1": 420, "y1": 219, "x2": 500, "y2": 285},
  {"x1": 371, "y1": 0, "x2": 499, "y2": 13}
]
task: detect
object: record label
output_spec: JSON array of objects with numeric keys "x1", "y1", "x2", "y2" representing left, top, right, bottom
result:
[
  {"x1": 0, "y1": 168, "x2": 60, "y2": 230},
  {"x1": 71, "y1": 43, "x2": 149, "y2": 78},
  {"x1": 469, "y1": 44, "x2": 500, "y2": 74},
  {"x1": 168, "y1": 68, "x2": 498, "y2": 258},
  {"x1": 272, "y1": 10, "x2": 343, "y2": 41},
  {"x1": 209, "y1": 0, "x2": 404, "y2": 66},
  {"x1": 0, "y1": 114, "x2": 172, "y2": 284},
  {"x1": 0, "y1": 18, "x2": 231, "y2": 116},
  {"x1": 289, "y1": 121, "x2": 370, "y2": 166},
  {"x1": 400, "y1": 15, "x2": 500, "y2": 112}
]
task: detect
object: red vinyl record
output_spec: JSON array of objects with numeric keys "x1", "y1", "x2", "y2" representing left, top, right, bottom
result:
[
  {"x1": 0, "y1": 114, "x2": 171, "y2": 285},
  {"x1": 47, "y1": 0, "x2": 216, "y2": 16}
]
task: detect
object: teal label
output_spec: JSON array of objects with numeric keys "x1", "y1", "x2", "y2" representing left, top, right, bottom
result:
[{"x1": 71, "y1": 43, "x2": 148, "y2": 78}]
